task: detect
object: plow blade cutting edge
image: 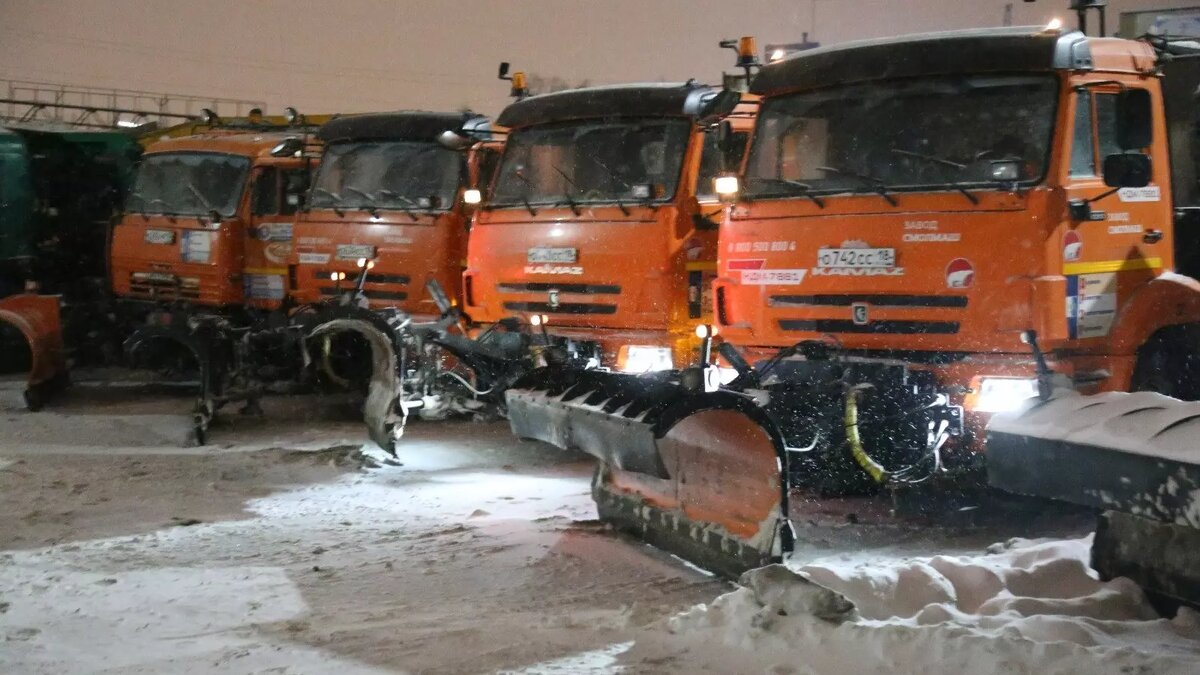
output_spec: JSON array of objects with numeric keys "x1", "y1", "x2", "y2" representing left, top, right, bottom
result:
[
  {"x1": 507, "y1": 367, "x2": 794, "y2": 577},
  {"x1": 0, "y1": 294, "x2": 68, "y2": 410}
]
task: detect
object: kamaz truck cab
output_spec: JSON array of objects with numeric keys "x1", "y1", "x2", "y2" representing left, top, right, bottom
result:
[
  {"x1": 465, "y1": 82, "x2": 753, "y2": 372},
  {"x1": 289, "y1": 112, "x2": 499, "y2": 318},
  {"x1": 111, "y1": 128, "x2": 313, "y2": 313}
]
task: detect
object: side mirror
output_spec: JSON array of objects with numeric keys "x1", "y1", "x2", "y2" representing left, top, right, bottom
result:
[
  {"x1": 1102, "y1": 153, "x2": 1152, "y2": 188},
  {"x1": 683, "y1": 88, "x2": 741, "y2": 126},
  {"x1": 269, "y1": 137, "x2": 304, "y2": 157},
  {"x1": 1116, "y1": 88, "x2": 1152, "y2": 150},
  {"x1": 437, "y1": 130, "x2": 473, "y2": 151}
]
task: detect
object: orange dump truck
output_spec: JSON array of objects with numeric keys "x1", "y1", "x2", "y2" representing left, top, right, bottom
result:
[
  {"x1": 465, "y1": 83, "x2": 754, "y2": 373},
  {"x1": 110, "y1": 117, "x2": 320, "y2": 440},
  {"x1": 505, "y1": 16, "x2": 1200, "y2": 576}
]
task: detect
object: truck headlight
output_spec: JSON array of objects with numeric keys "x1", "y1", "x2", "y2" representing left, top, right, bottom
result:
[
  {"x1": 714, "y1": 175, "x2": 740, "y2": 201},
  {"x1": 617, "y1": 345, "x2": 673, "y2": 373},
  {"x1": 973, "y1": 377, "x2": 1039, "y2": 413}
]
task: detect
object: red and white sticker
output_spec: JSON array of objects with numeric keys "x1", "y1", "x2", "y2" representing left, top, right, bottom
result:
[
  {"x1": 945, "y1": 258, "x2": 975, "y2": 289},
  {"x1": 727, "y1": 259, "x2": 766, "y2": 271},
  {"x1": 1063, "y1": 230, "x2": 1082, "y2": 262}
]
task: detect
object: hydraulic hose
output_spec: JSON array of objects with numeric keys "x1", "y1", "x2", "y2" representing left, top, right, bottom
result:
[{"x1": 844, "y1": 388, "x2": 890, "y2": 484}]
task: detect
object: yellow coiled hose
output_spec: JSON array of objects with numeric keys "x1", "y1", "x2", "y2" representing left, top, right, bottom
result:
[{"x1": 844, "y1": 388, "x2": 890, "y2": 484}]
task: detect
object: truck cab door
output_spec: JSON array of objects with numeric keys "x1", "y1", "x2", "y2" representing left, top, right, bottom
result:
[
  {"x1": 1062, "y1": 87, "x2": 1169, "y2": 341},
  {"x1": 245, "y1": 166, "x2": 305, "y2": 309}
]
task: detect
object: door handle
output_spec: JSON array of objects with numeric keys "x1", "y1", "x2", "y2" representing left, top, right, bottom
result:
[{"x1": 1143, "y1": 229, "x2": 1164, "y2": 244}]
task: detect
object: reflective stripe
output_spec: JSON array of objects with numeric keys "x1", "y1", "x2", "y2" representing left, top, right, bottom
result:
[{"x1": 1063, "y1": 257, "x2": 1162, "y2": 275}]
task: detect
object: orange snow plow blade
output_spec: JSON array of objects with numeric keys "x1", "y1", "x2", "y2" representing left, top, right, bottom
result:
[
  {"x1": 0, "y1": 294, "x2": 68, "y2": 410},
  {"x1": 508, "y1": 367, "x2": 794, "y2": 577}
]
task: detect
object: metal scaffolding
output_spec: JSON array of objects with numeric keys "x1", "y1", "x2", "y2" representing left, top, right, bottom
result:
[{"x1": 0, "y1": 79, "x2": 266, "y2": 129}]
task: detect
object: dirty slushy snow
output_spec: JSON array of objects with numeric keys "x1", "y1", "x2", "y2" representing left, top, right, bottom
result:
[{"x1": 624, "y1": 536, "x2": 1200, "y2": 674}]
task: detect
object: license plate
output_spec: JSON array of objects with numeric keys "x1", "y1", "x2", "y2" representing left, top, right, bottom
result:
[
  {"x1": 336, "y1": 244, "x2": 375, "y2": 260},
  {"x1": 144, "y1": 229, "x2": 175, "y2": 245},
  {"x1": 816, "y1": 247, "x2": 896, "y2": 268},
  {"x1": 144, "y1": 272, "x2": 175, "y2": 283},
  {"x1": 528, "y1": 247, "x2": 577, "y2": 263}
]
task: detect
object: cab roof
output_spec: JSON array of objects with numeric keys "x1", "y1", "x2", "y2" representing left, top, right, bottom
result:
[
  {"x1": 142, "y1": 131, "x2": 304, "y2": 158},
  {"x1": 317, "y1": 111, "x2": 487, "y2": 143},
  {"x1": 750, "y1": 26, "x2": 1155, "y2": 97},
  {"x1": 496, "y1": 82, "x2": 715, "y2": 129}
]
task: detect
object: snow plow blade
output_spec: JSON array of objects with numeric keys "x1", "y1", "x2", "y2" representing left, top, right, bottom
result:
[
  {"x1": 507, "y1": 367, "x2": 794, "y2": 577},
  {"x1": 987, "y1": 391, "x2": 1200, "y2": 610},
  {"x1": 987, "y1": 391, "x2": 1200, "y2": 520},
  {"x1": 0, "y1": 294, "x2": 68, "y2": 410},
  {"x1": 307, "y1": 317, "x2": 401, "y2": 455}
]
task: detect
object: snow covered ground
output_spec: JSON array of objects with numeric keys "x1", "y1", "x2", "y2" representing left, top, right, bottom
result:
[
  {"x1": 0, "y1": 377, "x2": 722, "y2": 674},
  {"x1": 624, "y1": 537, "x2": 1200, "y2": 674},
  {"x1": 3, "y1": 374, "x2": 1198, "y2": 673}
]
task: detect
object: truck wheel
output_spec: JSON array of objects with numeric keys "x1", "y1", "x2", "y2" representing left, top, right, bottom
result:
[{"x1": 1131, "y1": 335, "x2": 1198, "y2": 400}]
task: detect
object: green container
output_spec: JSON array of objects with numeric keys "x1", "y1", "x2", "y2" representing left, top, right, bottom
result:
[{"x1": 0, "y1": 126, "x2": 141, "y2": 295}]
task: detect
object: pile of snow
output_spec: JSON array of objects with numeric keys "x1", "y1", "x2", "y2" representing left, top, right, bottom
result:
[{"x1": 624, "y1": 536, "x2": 1200, "y2": 674}]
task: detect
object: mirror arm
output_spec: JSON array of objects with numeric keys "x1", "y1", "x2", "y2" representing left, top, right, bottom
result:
[{"x1": 1069, "y1": 187, "x2": 1121, "y2": 222}]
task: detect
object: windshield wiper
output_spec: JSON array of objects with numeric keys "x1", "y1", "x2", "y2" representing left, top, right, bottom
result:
[
  {"x1": 376, "y1": 189, "x2": 420, "y2": 222},
  {"x1": 745, "y1": 177, "x2": 826, "y2": 208},
  {"x1": 550, "y1": 165, "x2": 583, "y2": 216},
  {"x1": 344, "y1": 186, "x2": 381, "y2": 218},
  {"x1": 889, "y1": 149, "x2": 979, "y2": 206},
  {"x1": 816, "y1": 165, "x2": 898, "y2": 207},
  {"x1": 587, "y1": 160, "x2": 634, "y2": 215},
  {"x1": 511, "y1": 171, "x2": 539, "y2": 217},
  {"x1": 313, "y1": 188, "x2": 346, "y2": 217},
  {"x1": 185, "y1": 182, "x2": 222, "y2": 223},
  {"x1": 128, "y1": 193, "x2": 172, "y2": 220}
]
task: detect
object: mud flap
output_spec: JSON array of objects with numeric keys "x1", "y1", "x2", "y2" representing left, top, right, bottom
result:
[
  {"x1": 0, "y1": 294, "x2": 68, "y2": 410},
  {"x1": 508, "y1": 367, "x2": 794, "y2": 577},
  {"x1": 308, "y1": 318, "x2": 400, "y2": 454}
]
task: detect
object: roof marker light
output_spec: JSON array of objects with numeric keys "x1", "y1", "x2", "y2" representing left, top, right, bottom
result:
[{"x1": 1044, "y1": 17, "x2": 1064, "y2": 32}]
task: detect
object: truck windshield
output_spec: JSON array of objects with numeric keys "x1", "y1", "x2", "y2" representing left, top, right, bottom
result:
[
  {"x1": 744, "y1": 74, "x2": 1057, "y2": 199},
  {"x1": 127, "y1": 152, "x2": 250, "y2": 217},
  {"x1": 491, "y1": 118, "x2": 691, "y2": 208},
  {"x1": 310, "y1": 141, "x2": 462, "y2": 212}
]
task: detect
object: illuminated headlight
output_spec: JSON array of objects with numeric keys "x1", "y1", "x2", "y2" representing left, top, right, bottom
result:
[
  {"x1": 463, "y1": 188, "x2": 482, "y2": 205},
  {"x1": 618, "y1": 346, "x2": 674, "y2": 373},
  {"x1": 714, "y1": 175, "x2": 740, "y2": 200},
  {"x1": 973, "y1": 377, "x2": 1039, "y2": 413}
]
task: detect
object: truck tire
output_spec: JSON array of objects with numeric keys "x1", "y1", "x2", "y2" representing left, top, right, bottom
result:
[{"x1": 1131, "y1": 332, "x2": 1200, "y2": 400}]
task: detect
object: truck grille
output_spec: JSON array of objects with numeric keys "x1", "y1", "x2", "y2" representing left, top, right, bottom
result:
[
  {"x1": 128, "y1": 272, "x2": 201, "y2": 301},
  {"x1": 503, "y1": 301, "x2": 617, "y2": 315},
  {"x1": 778, "y1": 319, "x2": 959, "y2": 334},
  {"x1": 314, "y1": 269, "x2": 409, "y2": 301},
  {"x1": 770, "y1": 294, "x2": 967, "y2": 308},
  {"x1": 497, "y1": 282, "x2": 621, "y2": 295}
]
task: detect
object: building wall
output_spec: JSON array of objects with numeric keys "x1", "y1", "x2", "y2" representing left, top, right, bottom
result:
[{"x1": 1, "y1": 0, "x2": 1197, "y2": 117}]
